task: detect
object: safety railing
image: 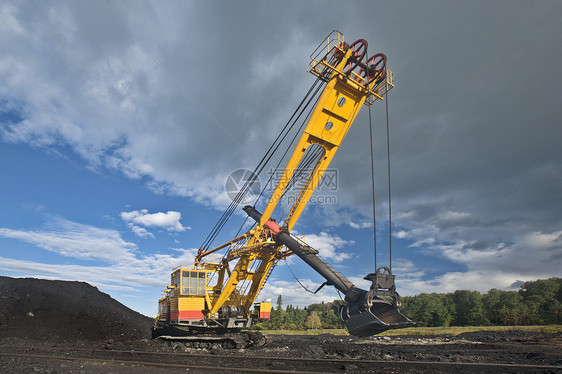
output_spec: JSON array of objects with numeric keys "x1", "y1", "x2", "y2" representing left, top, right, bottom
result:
[
  {"x1": 309, "y1": 30, "x2": 394, "y2": 106},
  {"x1": 309, "y1": 30, "x2": 345, "y2": 79}
]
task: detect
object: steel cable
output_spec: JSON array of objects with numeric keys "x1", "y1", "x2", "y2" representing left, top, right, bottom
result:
[{"x1": 199, "y1": 76, "x2": 324, "y2": 251}]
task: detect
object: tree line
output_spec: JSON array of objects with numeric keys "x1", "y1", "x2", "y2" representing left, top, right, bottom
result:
[
  {"x1": 252, "y1": 295, "x2": 346, "y2": 331},
  {"x1": 252, "y1": 277, "x2": 561, "y2": 330},
  {"x1": 401, "y1": 277, "x2": 561, "y2": 327}
]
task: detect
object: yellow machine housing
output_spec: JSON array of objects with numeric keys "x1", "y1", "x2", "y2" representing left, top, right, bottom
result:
[{"x1": 156, "y1": 260, "x2": 273, "y2": 329}]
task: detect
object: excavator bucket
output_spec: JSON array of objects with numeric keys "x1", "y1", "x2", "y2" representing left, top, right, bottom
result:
[
  {"x1": 342, "y1": 298, "x2": 415, "y2": 337},
  {"x1": 341, "y1": 267, "x2": 416, "y2": 337}
]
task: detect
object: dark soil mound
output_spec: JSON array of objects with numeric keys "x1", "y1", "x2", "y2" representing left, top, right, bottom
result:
[{"x1": 0, "y1": 276, "x2": 153, "y2": 342}]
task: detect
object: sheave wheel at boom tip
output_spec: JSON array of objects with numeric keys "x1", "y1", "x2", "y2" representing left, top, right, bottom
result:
[{"x1": 342, "y1": 39, "x2": 367, "y2": 75}]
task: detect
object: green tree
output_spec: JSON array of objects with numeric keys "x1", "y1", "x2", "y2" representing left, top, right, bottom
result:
[
  {"x1": 401, "y1": 293, "x2": 454, "y2": 327},
  {"x1": 267, "y1": 295, "x2": 286, "y2": 329},
  {"x1": 306, "y1": 300, "x2": 345, "y2": 328},
  {"x1": 276, "y1": 295, "x2": 283, "y2": 311},
  {"x1": 498, "y1": 291, "x2": 525, "y2": 325},
  {"x1": 519, "y1": 278, "x2": 561, "y2": 324},
  {"x1": 451, "y1": 290, "x2": 487, "y2": 326},
  {"x1": 321, "y1": 309, "x2": 342, "y2": 329},
  {"x1": 483, "y1": 289, "x2": 525, "y2": 325},
  {"x1": 308, "y1": 302, "x2": 329, "y2": 314},
  {"x1": 253, "y1": 277, "x2": 561, "y2": 331},
  {"x1": 482, "y1": 289, "x2": 502, "y2": 325},
  {"x1": 284, "y1": 305, "x2": 307, "y2": 330}
]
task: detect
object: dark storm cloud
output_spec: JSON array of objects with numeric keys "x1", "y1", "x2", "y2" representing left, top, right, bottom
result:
[
  {"x1": 1, "y1": 0, "x2": 561, "y2": 289},
  {"x1": 319, "y1": 2, "x2": 562, "y2": 281}
]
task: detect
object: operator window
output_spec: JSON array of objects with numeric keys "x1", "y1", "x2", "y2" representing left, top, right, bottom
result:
[
  {"x1": 181, "y1": 271, "x2": 189, "y2": 295},
  {"x1": 198, "y1": 272, "x2": 206, "y2": 294},
  {"x1": 180, "y1": 271, "x2": 207, "y2": 295}
]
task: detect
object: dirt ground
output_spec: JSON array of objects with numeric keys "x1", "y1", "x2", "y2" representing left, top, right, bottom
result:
[
  {"x1": 1, "y1": 331, "x2": 561, "y2": 373},
  {"x1": 1, "y1": 276, "x2": 560, "y2": 373}
]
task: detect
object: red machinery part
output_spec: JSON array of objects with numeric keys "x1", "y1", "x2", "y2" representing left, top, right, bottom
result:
[
  {"x1": 263, "y1": 220, "x2": 281, "y2": 235},
  {"x1": 358, "y1": 53, "x2": 387, "y2": 85},
  {"x1": 342, "y1": 39, "x2": 367, "y2": 74}
]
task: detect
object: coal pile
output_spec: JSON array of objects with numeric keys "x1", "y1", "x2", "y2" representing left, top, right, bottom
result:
[{"x1": 0, "y1": 276, "x2": 153, "y2": 342}]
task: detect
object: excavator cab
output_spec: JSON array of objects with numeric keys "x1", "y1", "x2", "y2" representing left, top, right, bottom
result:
[{"x1": 341, "y1": 267, "x2": 416, "y2": 337}]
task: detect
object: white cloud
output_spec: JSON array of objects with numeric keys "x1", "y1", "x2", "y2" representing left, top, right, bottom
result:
[
  {"x1": 435, "y1": 210, "x2": 478, "y2": 228},
  {"x1": 129, "y1": 224, "x2": 155, "y2": 239},
  {"x1": 389, "y1": 196, "x2": 562, "y2": 286},
  {"x1": 0, "y1": 4, "x2": 24, "y2": 34},
  {"x1": 121, "y1": 209, "x2": 190, "y2": 236},
  {"x1": 396, "y1": 268, "x2": 543, "y2": 297},
  {"x1": 0, "y1": 4, "x2": 243, "y2": 210},
  {"x1": 0, "y1": 217, "x2": 137, "y2": 263},
  {"x1": 302, "y1": 232, "x2": 353, "y2": 263},
  {"x1": 0, "y1": 215, "x2": 198, "y2": 292},
  {"x1": 260, "y1": 278, "x2": 339, "y2": 307},
  {"x1": 392, "y1": 258, "x2": 424, "y2": 277},
  {"x1": 410, "y1": 237, "x2": 436, "y2": 248},
  {"x1": 520, "y1": 230, "x2": 562, "y2": 251},
  {"x1": 0, "y1": 250, "x2": 196, "y2": 292},
  {"x1": 393, "y1": 230, "x2": 409, "y2": 239},
  {"x1": 349, "y1": 221, "x2": 373, "y2": 229}
]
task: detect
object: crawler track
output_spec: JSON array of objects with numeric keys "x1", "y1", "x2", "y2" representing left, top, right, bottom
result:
[{"x1": 1, "y1": 346, "x2": 560, "y2": 373}]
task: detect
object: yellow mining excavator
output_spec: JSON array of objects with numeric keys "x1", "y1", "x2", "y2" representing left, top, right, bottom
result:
[{"x1": 153, "y1": 31, "x2": 414, "y2": 346}]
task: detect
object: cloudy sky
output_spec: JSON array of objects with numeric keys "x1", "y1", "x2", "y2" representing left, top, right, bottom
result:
[{"x1": 1, "y1": 1, "x2": 561, "y2": 316}]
